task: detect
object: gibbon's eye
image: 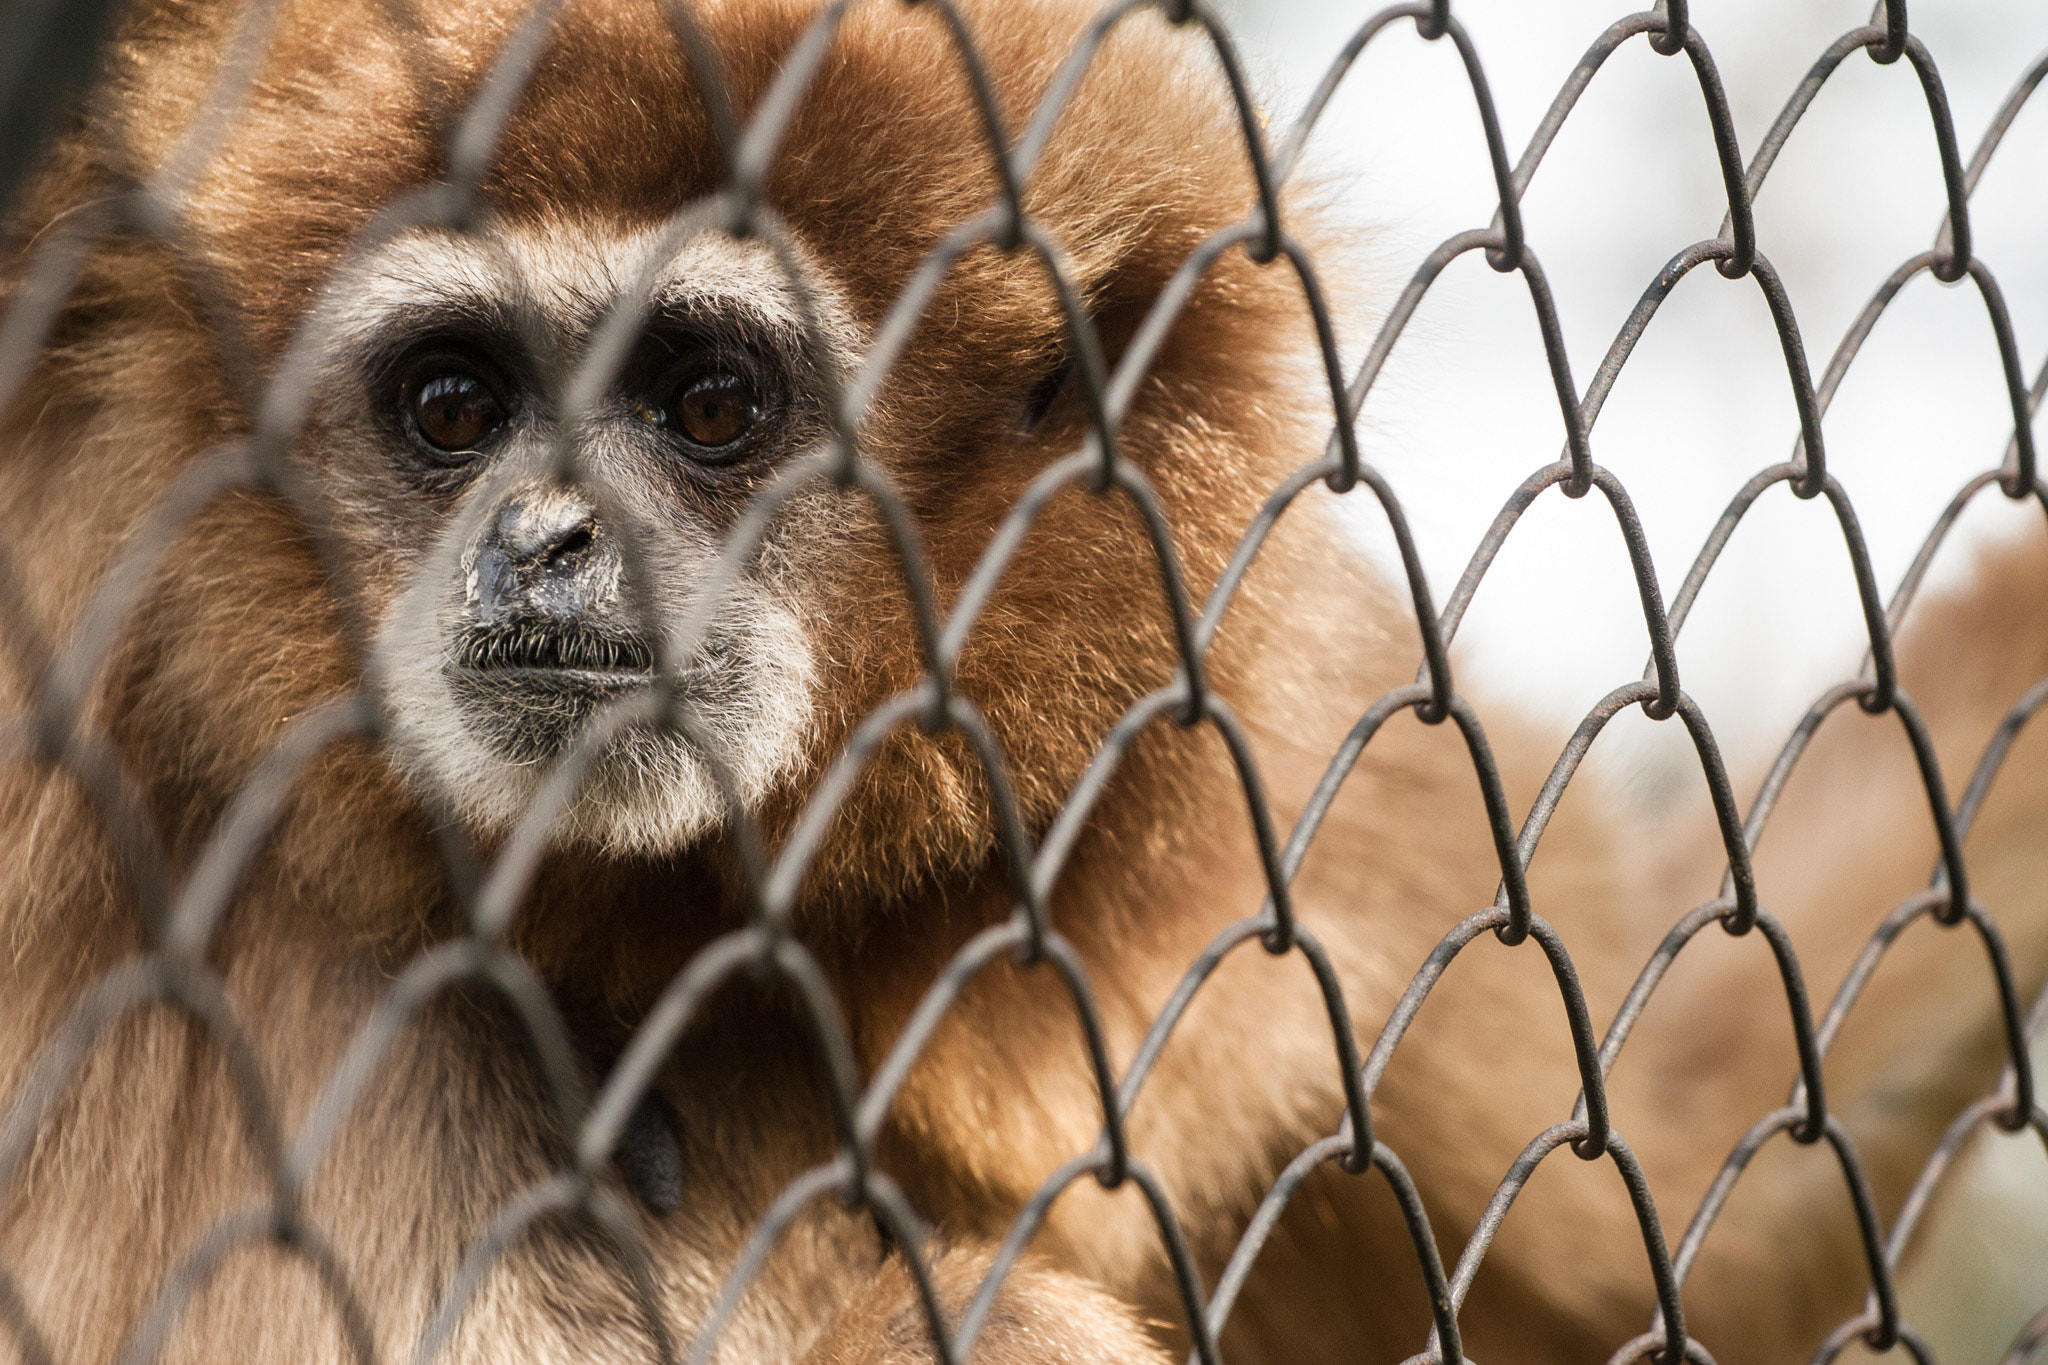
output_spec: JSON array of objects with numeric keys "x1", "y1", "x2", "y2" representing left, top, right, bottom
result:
[
  {"x1": 652, "y1": 369, "x2": 760, "y2": 460},
  {"x1": 414, "y1": 374, "x2": 505, "y2": 453},
  {"x1": 404, "y1": 363, "x2": 509, "y2": 461}
]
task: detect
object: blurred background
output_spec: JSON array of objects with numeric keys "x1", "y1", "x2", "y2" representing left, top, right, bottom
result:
[{"x1": 1201, "y1": 0, "x2": 2048, "y2": 1356}]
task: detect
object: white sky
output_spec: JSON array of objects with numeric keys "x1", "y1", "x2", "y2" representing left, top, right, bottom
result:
[{"x1": 1208, "y1": 0, "x2": 2048, "y2": 794}]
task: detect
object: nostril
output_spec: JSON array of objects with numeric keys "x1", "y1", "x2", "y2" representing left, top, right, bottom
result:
[
  {"x1": 490, "y1": 496, "x2": 599, "y2": 570},
  {"x1": 543, "y1": 522, "x2": 594, "y2": 567}
]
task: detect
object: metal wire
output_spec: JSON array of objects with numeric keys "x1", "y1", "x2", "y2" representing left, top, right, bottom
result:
[{"x1": 0, "y1": 2, "x2": 2044, "y2": 1363}]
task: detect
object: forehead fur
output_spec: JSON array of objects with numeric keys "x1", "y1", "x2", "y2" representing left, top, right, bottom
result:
[
  {"x1": 86, "y1": 0, "x2": 1254, "y2": 363},
  {"x1": 330, "y1": 221, "x2": 854, "y2": 362}
]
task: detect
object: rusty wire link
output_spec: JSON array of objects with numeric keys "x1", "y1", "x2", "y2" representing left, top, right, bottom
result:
[{"x1": 1, "y1": 1, "x2": 2046, "y2": 1364}]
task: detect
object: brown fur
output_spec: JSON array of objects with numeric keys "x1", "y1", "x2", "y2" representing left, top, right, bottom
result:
[{"x1": 2, "y1": 1, "x2": 2044, "y2": 1363}]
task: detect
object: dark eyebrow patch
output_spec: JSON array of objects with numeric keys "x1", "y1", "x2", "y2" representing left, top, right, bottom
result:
[
  {"x1": 637, "y1": 294, "x2": 833, "y2": 399},
  {"x1": 357, "y1": 295, "x2": 531, "y2": 376}
]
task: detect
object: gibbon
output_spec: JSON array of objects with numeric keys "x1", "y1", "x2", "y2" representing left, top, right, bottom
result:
[{"x1": 1, "y1": 0, "x2": 2043, "y2": 1363}]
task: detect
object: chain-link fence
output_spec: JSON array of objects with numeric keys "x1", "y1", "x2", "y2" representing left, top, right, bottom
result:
[{"x1": 0, "y1": 1, "x2": 2044, "y2": 1363}]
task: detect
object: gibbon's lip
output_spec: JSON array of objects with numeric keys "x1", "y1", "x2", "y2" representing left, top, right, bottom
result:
[
  {"x1": 443, "y1": 623, "x2": 745, "y2": 763},
  {"x1": 447, "y1": 632, "x2": 668, "y2": 765},
  {"x1": 452, "y1": 623, "x2": 659, "y2": 679},
  {"x1": 462, "y1": 665, "x2": 657, "y2": 692}
]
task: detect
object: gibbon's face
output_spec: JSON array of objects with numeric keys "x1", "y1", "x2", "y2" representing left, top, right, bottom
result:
[
  {"x1": 120, "y1": 0, "x2": 1299, "y2": 880},
  {"x1": 331, "y1": 226, "x2": 861, "y2": 854}
]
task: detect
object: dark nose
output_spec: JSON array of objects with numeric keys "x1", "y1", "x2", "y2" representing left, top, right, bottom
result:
[{"x1": 470, "y1": 490, "x2": 613, "y2": 622}]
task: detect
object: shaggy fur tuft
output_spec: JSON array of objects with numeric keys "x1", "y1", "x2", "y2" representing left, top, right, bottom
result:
[{"x1": 2, "y1": 2, "x2": 2044, "y2": 1363}]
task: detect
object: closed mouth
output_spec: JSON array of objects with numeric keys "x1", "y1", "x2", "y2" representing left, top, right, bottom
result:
[
  {"x1": 448, "y1": 622, "x2": 736, "y2": 763},
  {"x1": 453, "y1": 623, "x2": 657, "y2": 680}
]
